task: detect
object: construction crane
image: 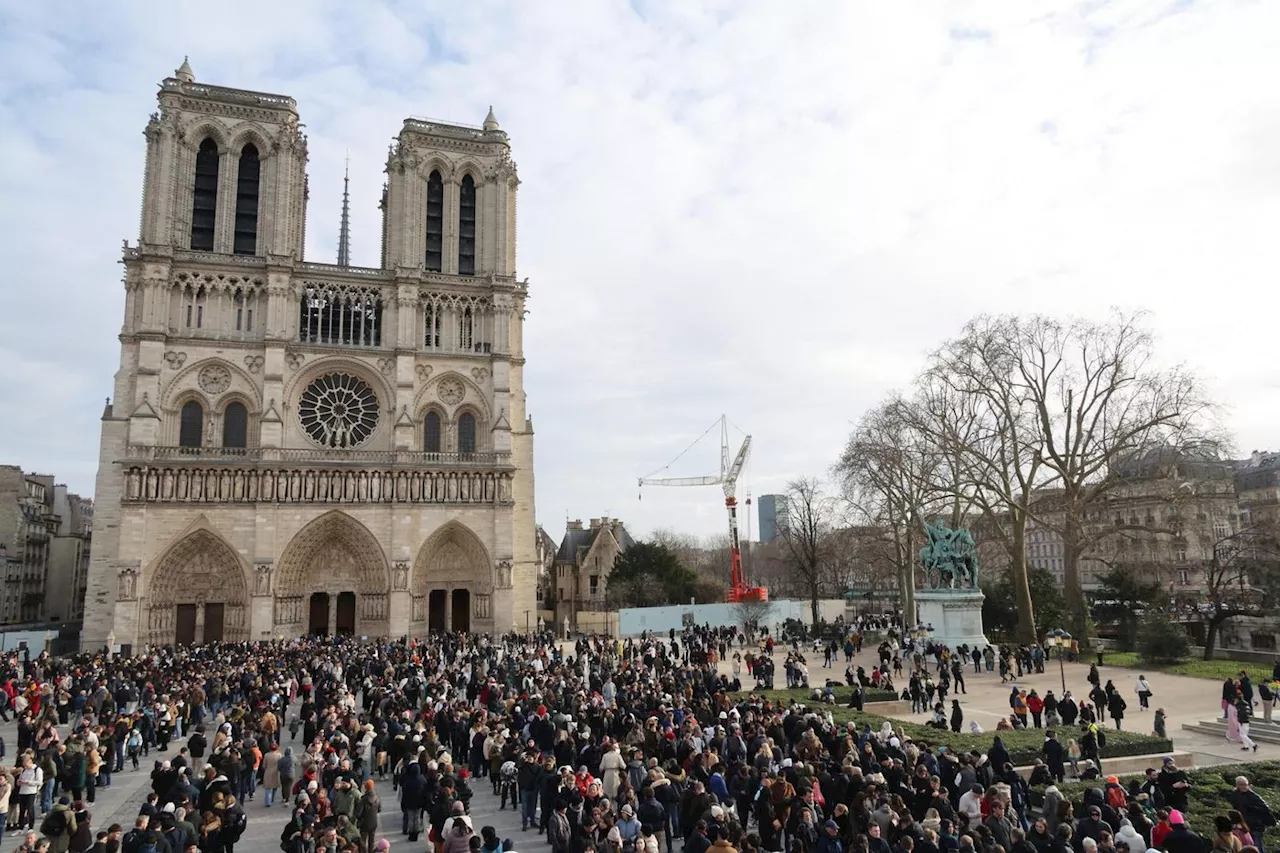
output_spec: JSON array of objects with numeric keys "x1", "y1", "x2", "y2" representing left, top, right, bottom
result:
[{"x1": 638, "y1": 415, "x2": 768, "y2": 603}]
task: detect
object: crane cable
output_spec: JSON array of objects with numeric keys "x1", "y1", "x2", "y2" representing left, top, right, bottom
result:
[{"x1": 638, "y1": 416, "x2": 724, "y2": 501}]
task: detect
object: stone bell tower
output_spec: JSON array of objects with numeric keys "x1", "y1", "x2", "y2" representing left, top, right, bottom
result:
[{"x1": 82, "y1": 60, "x2": 539, "y2": 652}]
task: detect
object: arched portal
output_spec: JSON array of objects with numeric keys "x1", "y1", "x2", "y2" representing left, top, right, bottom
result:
[
  {"x1": 412, "y1": 522, "x2": 492, "y2": 634},
  {"x1": 274, "y1": 511, "x2": 390, "y2": 637},
  {"x1": 145, "y1": 528, "x2": 249, "y2": 646}
]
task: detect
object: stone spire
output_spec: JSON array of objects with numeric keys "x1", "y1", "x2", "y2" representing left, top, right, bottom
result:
[
  {"x1": 337, "y1": 153, "x2": 351, "y2": 267},
  {"x1": 483, "y1": 106, "x2": 500, "y2": 132},
  {"x1": 175, "y1": 57, "x2": 195, "y2": 83}
]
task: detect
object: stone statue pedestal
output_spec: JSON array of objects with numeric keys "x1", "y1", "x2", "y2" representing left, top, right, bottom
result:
[{"x1": 917, "y1": 588, "x2": 989, "y2": 650}]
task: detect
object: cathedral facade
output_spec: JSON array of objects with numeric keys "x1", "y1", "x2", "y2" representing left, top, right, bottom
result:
[{"x1": 81, "y1": 60, "x2": 538, "y2": 651}]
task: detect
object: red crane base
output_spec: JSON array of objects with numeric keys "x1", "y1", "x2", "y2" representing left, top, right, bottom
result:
[{"x1": 727, "y1": 586, "x2": 769, "y2": 603}]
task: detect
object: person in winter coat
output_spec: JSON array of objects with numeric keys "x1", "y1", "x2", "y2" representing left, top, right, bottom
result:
[
  {"x1": 548, "y1": 802, "x2": 571, "y2": 853},
  {"x1": 442, "y1": 815, "x2": 475, "y2": 853},
  {"x1": 400, "y1": 763, "x2": 426, "y2": 840},
  {"x1": 67, "y1": 803, "x2": 92, "y2": 853},
  {"x1": 355, "y1": 779, "x2": 380, "y2": 853},
  {"x1": 261, "y1": 745, "x2": 282, "y2": 808},
  {"x1": 1114, "y1": 819, "x2": 1146, "y2": 853},
  {"x1": 1108, "y1": 693, "x2": 1128, "y2": 730},
  {"x1": 599, "y1": 742, "x2": 626, "y2": 800},
  {"x1": 1161, "y1": 811, "x2": 1202, "y2": 853},
  {"x1": 330, "y1": 778, "x2": 357, "y2": 822},
  {"x1": 42, "y1": 797, "x2": 77, "y2": 853}
]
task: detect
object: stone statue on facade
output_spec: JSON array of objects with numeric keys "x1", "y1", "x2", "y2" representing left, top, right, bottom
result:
[
  {"x1": 118, "y1": 568, "x2": 138, "y2": 601},
  {"x1": 919, "y1": 518, "x2": 978, "y2": 589},
  {"x1": 255, "y1": 564, "x2": 273, "y2": 596}
]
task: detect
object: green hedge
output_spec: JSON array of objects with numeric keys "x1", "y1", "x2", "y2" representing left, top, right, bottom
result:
[
  {"x1": 821, "y1": 707, "x2": 1172, "y2": 766},
  {"x1": 736, "y1": 686, "x2": 900, "y2": 705},
  {"x1": 1029, "y1": 761, "x2": 1280, "y2": 844}
]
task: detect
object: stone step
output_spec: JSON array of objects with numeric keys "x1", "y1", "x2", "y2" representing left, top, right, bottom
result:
[{"x1": 1182, "y1": 718, "x2": 1280, "y2": 744}]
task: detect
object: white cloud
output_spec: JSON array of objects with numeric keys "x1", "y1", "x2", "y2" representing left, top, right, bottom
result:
[{"x1": 1, "y1": 0, "x2": 1277, "y2": 543}]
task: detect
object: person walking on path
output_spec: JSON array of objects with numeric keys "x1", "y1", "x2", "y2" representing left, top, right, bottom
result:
[
  {"x1": 1236, "y1": 695, "x2": 1259, "y2": 753},
  {"x1": 1135, "y1": 675, "x2": 1153, "y2": 710},
  {"x1": 1108, "y1": 691, "x2": 1128, "y2": 731}
]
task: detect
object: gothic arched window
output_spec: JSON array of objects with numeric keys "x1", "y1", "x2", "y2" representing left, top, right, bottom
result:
[
  {"x1": 424, "y1": 411, "x2": 442, "y2": 453},
  {"x1": 458, "y1": 412, "x2": 477, "y2": 455},
  {"x1": 179, "y1": 400, "x2": 204, "y2": 448},
  {"x1": 233, "y1": 144, "x2": 260, "y2": 255},
  {"x1": 458, "y1": 174, "x2": 476, "y2": 275},
  {"x1": 425, "y1": 170, "x2": 444, "y2": 272},
  {"x1": 222, "y1": 401, "x2": 248, "y2": 448},
  {"x1": 190, "y1": 138, "x2": 219, "y2": 251}
]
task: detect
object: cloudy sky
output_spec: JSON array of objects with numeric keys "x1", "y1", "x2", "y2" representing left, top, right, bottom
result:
[{"x1": 2, "y1": 0, "x2": 1278, "y2": 541}]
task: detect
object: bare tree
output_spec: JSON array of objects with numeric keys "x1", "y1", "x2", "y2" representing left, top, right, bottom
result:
[
  {"x1": 1194, "y1": 525, "x2": 1280, "y2": 659},
  {"x1": 776, "y1": 477, "x2": 837, "y2": 623},
  {"x1": 732, "y1": 598, "x2": 773, "y2": 634},
  {"x1": 835, "y1": 395, "x2": 949, "y2": 626},
  {"x1": 917, "y1": 316, "x2": 1049, "y2": 643},
  {"x1": 1012, "y1": 311, "x2": 1220, "y2": 637}
]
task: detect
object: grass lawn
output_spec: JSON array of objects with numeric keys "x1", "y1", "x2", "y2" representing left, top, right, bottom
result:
[
  {"x1": 1100, "y1": 651, "x2": 1278, "y2": 683},
  {"x1": 730, "y1": 690, "x2": 1172, "y2": 766},
  {"x1": 1030, "y1": 760, "x2": 1280, "y2": 845},
  {"x1": 822, "y1": 706, "x2": 1172, "y2": 766}
]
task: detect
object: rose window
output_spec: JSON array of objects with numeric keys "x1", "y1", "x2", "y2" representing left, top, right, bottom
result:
[{"x1": 298, "y1": 373, "x2": 379, "y2": 448}]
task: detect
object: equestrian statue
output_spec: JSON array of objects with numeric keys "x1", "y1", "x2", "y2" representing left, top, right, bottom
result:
[{"x1": 919, "y1": 517, "x2": 979, "y2": 590}]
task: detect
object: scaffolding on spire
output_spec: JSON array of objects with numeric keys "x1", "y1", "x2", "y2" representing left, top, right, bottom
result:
[{"x1": 337, "y1": 152, "x2": 351, "y2": 267}]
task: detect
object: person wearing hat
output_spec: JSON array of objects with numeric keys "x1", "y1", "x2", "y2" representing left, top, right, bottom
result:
[
  {"x1": 1075, "y1": 804, "x2": 1110, "y2": 852},
  {"x1": 354, "y1": 779, "x2": 381, "y2": 852},
  {"x1": 1162, "y1": 810, "x2": 1202, "y2": 853},
  {"x1": 616, "y1": 804, "x2": 641, "y2": 848}
]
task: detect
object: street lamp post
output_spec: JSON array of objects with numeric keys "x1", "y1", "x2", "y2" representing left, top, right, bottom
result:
[{"x1": 1046, "y1": 628, "x2": 1072, "y2": 694}]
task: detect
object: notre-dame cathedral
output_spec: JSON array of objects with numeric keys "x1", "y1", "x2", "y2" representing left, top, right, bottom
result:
[{"x1": 81, "y1": 59, "x2": 538, "y2": 651}]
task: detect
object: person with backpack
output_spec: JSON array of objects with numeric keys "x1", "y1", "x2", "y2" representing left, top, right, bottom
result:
[
  {"x1": 120, "y1": 815, "x2": 160, "y2": 853},
  {"x1": 41, "y1": 796, "x2": 77, "y2": 853}
]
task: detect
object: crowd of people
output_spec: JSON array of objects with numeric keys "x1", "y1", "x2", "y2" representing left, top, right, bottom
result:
[{"x1": 0, "y1": 621, "x2": 1271, "y2": 853}]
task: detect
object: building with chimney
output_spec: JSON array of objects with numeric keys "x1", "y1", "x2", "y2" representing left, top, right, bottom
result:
[
  {"x1": 0, "y1": 467, "x2": 92, "y2": 626},
  {"x1": 553, "y1": 517, "x2": 634, "y2": 632}
]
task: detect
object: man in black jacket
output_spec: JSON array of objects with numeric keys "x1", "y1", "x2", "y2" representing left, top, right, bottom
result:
[
  {"x1": 186, "y1": 727, "x2": 207, "y2": 776},
  {"x1": 1227, "y1": 776, "x2": 1276, "y2": 850},
  {"x1": 1072, "y1": 805, "x2": 1109, "y2": 853}
]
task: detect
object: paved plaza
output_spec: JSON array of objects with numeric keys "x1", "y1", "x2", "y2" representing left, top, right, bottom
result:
[{"x1": 780, "y1": 641, "x2": 1272, "y2": 766}]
